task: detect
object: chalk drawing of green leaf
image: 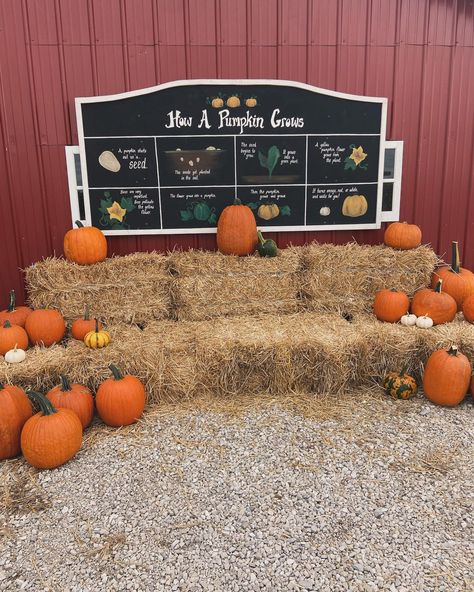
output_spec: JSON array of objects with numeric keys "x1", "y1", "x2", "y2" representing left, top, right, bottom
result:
[
  {"x1": 99, "y1": 198, "x2": 113, "y2": 215},
  {"x1": 120, "y1": 197, "x2": 135, "y2": 212},
  {"x1": 258, "y1": 145, "x2": 281, "y2": 177},
  {"x1": 207, "y1": 213, "x2": 217, "y2": 225},
  {"x1": 280, "y1": 205, "x2": 291, "y2": 216},
  {"x1": 180, "y1": 210, "x2": 194, "y2": 222},
  {"x1": 247, "y1": 202, "x2": 258, "y2": 210}
]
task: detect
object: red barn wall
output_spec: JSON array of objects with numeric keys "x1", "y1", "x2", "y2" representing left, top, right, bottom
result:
[{"x1": 0, "y1": 0, "x2": 473, "y2": 305}]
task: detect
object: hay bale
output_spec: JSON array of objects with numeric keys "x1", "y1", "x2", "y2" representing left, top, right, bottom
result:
[
  {"x1": 169, "y1": 248, "x2": 303, "y2": 321},
  {"x1": 301, "y1": 243, "x2": 438, "y2": 316},
  {"x1": 25, "y1": 253, "x2": 173, "y2": 325}
]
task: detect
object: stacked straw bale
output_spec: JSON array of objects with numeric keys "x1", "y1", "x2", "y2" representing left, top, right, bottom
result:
[
  {"x1": 301, "y1": 243, "x2": 439, "y2": 315},
  {"x1": 25, "y1": 253, "x2": 172, "y2": 325},
  {"x1": 169, "y1": 248, "x2": 303, "y2": 321}
]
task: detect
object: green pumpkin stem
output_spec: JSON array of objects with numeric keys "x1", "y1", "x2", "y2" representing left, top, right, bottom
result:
[
  {"x1": 95, "y1": 319, "x2": 100, "y2": 333},
  {"x1": 0, "y1": 382, "x2": 4, "y2": 389},
  {"x1": 399, "y1": 365, "x2": 409, "y2": 376},
  {"x1": 257, "y1": 230, "x2": 265, "y2": 245},
  {"x1": 447, "y1": 345, "x2": 459, "y2": 356},
  {"x1": 109, "y1": 364, "x2": 123, "y2": 380},
  {"x1": 7, "y1": 290, "x2": 16, "y2": 312},
  {"x1": 26, "y1": 390, "x2": 57, "y2": 416},
  {"x1": 60, "y1": 375, "x2": 71, "y2": 392},
  {"x1": 3, "y1": 320, "x2": 11, "y2": 329},
  {"x1": 84, "y1": 305, "x2": 90, "y2": 321},
  {"x1": 233, "y1": 197, "x2": 242, "y2": 206},
  {"x1": 434, "y1": 279, "x2": 443, "y2": 293},
  {"x1": 75, "y1": 220, "x2": 84, "y2": 228},
  {"x1": 450, "y1": 241, "x2": 460, "y2": 273}
]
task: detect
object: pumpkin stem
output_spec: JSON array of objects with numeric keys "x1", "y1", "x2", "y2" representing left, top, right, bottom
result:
[
  {"x1": 94, "y1": 319, "x2": 99, "y2": 333},
  {"x1": 233, "y1": 197, "x2": 242, "y2": 206},
  {"x1": 7, "y1": 289, "x2": 16, "y2": 312},
  {"x1": 434, "y1": 279, "x2": 443, "y2": 293},
  {"x1": 60, "y1": 375, "x2": 71, "y2": 392},
  {"x1": 3, "y1": 320, "x2": 11, "y2": 329},
  {"x1": 26, "y1": 390, "x2": 57, "y2": 415},
  {"x1": 0, "y1": 382, "x2": 4, "y2": 389},
  {"x1": 257, "y1": 230, "x2": 265, "y2": 245},
  {"x1": 447, "y1": 345, "x2": 459, "y2": 356},
  {"x1": 109, "y1": 364, "x2": 123, "y2": 380},
  {"x1": 75, "y1": 220, "x2": 84, "y2": 228},
  {"x1": 84, "y1": 305, "x2": 90, "y2": 321},
  {"x1": 399, "y1": 365, "x2": 409, "y2": 376},
  {"x1": 450, "y1": 241, "x2": 460, "y2": 273}
]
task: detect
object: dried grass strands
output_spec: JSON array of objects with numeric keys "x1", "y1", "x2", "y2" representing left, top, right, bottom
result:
[{"x1": 25, "y1": 253, "x2": 173, "y2": 325}]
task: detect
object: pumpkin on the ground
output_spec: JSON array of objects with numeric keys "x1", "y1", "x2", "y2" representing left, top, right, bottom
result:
[
  {"x1": 411, "y1": 279, "x2": 456, "y2": 325},
  {"x1": 63, "y1": 221, "x2": 107, "y2": 266},
  {"x1": 384, "y1": 222, "x2": 422, "y2": 250},
  {"x1": 217, "y1": 198, "x2": 257, "y2": 256},
  {"x1": 47, "y1": 376, "x2": 94, "y2": 429},
  {"x1": 422, "y1": 345, "x2": 471, "y2": 407},
  {"x1": 257, "y1": 230, "x2": 278, "y2": 257},
  {"x1": 21, "y1": 390, "x2": 83, "y2": 469},
  {"x1": 462, "y1": 294, "x2": 474, "y2": 323},
  {"x1": 25, "y1": 309, "x2": 66, "y2": 347},
  {"x1": 431, "y1": 241, "x2": 474, "y2": 310},
  {"x1": 0, "y1": 290, "x2": 32, "y2": 328},
  {"x1": 383, "y1": 369, "x2": 417, "y2": 400},
  {"x1": 96, "y1": 365, "x2": 145, "y2": 427},
  {"x1": 0, "y1": 383, "x2": 32, "y2": 460},
  {"x1": 71, "y1": 306, "x2": 100, "y2": 341},
  {"x1": 373, "y1": 289, "x2": 410, "y2": 323},
  {"x1": 84, "y1": 320, "x2": 111, "y2": 349},
  {"x1": 0, "y1": 320, "x2": 29, "y2": 356}
]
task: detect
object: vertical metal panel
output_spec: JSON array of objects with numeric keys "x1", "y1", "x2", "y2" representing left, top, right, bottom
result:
[{"x1": 1, "y1": 0, "x2": 474, "y2": 307}]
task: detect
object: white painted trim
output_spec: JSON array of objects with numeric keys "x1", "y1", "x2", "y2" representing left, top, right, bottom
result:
[
  {"x1": 65, "y1": 145, "x2": 85, "y2": 225},
  {"x1": 381, "y1": 140, "x2": 403, "y2": 222}
]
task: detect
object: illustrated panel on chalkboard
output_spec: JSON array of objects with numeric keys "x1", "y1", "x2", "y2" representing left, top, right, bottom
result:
[
  {"x1": 236, "y1": 137, "x2": 306, "y2": 186},
  {"x1": 156, "y1": 137, "x2": 234, "y2": 187},
  {"x1": 85, "y1": 138, "x2": 158, "y2": 188},
  {"x1": 237, "y1": 186, "x2": 305, "y2": 226},
  {"x1": 306, "y1": 183, "x2": 378, "y2": 226},
  {"x1": 89, "y1": 188, "x2": 161, "y2": 231},
  {"x1": 307, "y1": 136, "x2": 380, "y2": 185}
]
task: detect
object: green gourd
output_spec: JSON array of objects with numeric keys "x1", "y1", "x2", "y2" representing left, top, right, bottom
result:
[{"x1": 257, "y1": 230, "x2": 278, "y2": 257}]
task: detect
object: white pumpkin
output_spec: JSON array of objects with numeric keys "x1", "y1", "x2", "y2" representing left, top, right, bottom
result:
[
  {"x1": 416, "y1": 315, "x2": 433, "y2": 329},
  {"x1": 320, "y1": 206, "x2": 331, "y2": 216},
  {"x1": 4, "y1": 346, "x2": 26, "y2": 364},
  {"x1": 400, "y1": 313, "x2": 417, "y2": 326}
]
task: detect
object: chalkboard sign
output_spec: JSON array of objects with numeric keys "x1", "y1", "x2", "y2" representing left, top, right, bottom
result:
[{"x1": 76, "y1": 80, "x2": 387, "y2": 235}]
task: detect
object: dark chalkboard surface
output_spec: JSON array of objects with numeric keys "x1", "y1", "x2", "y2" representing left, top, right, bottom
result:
[{"x1": 76, "y1": 80, "x2": 387, "y2": 234}]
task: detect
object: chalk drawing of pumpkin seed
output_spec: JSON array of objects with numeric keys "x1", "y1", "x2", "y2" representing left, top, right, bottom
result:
[{"x1": 99, "y1": 150, "x2": 121, "y2": 172}]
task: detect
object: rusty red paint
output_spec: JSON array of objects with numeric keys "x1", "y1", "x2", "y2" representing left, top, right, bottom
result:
[{"x1": 0, "y1": 0, "x2": 472, "y2": 306}]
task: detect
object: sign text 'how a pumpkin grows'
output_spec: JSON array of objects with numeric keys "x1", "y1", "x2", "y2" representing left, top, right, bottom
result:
[{"x1": 76, "y1": 80, "x2": 388, "y2": 235}]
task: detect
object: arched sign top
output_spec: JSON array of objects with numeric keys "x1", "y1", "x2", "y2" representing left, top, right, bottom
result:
[{"x1": 75, "y1": 79, "x2": 388, "y2": 235}]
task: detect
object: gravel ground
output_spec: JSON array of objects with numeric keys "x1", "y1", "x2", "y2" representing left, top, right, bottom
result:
[{"x1": 1, "y1": 391, "x2": 473, "y2": 592}]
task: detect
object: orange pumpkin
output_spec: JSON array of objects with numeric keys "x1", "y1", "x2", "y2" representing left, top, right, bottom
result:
[
  {"x1": 63, "y1": 221, "x2": 107, "y2": 266},
  {"x1": 47, "y1": 376, "x2": 94, "y2": 429},
  {"x1": 0, "y1": 383, "x2": 33, "y2": 460},
  {"x1": 0, "y1": 320, "x2": 29, "y2": 355},
  {"x1": 217, "y1": 198, "x2": 257, "y2": 256},
  {"x1": 25, "y1": 309, "x2": 66, "y2": 347},
  {"x1": 71, "y1": 306, "x2": 100, "y2": 341},
  {"x1": 462, "y1": 294, "x2": 474, "y2": 324},
  {"x1": 21, "y1": 390, "x2": 83, "y2": 469},
  {"x1": 423, "y1": 345, "x2": 471, "y2": 407},
  {"x1": 411, "y1": 279, "x2": 457, "y2": 325},
  {"x1": 373, "y1": 289, "x2": 410, "y2": 323},
  {"x1": 431, "y1": 241, "x2": 474, "y2": 310},
  {"x1": 96, "y1": 365, "x2": 145, "y2": 427},
  {"x1": 0, "y1": 290, "x2": 32, "y2": 328},
  {"x1": 384, "y1": 222, "x2": 422, "y2": 250}
]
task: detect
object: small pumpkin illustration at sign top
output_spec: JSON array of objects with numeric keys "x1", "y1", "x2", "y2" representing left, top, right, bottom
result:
[
  {"x1": 245, "y1": 98, "x2": 257, "y2": 108},
  {"x1": 383, "y1": 368, "x2": 418, "y2": 400},
  {"x1": 226, "y1": 95, "x2": 240, "y2": 108},
  {"x1": 211, "y1": 97, "x2": 224, "y2": 108},
  {"x1": 258, "y1": 204, "x2": 279, "y2": 220},
  {"x1": 342, "y1": 195, "x2": 368, "y2": 218}
]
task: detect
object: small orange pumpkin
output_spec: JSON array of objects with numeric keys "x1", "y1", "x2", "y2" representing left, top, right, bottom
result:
[
  {"x1": 96, "y1": 365, "x2": 146, "y2": 427},
  {"x1": 431, "y1": 241, "x2": 474, "y2": 310},
  {"x1": 21, "y1": 390, "x2": 83, "y2": 469},
  {"x1": 373, "y1": 289, "x2": 410, "y2": 323},
  {"x1": 423, "y1": 345, "x2": 471, "y2": 407},
  {"x1": 384, "y1": 222, "x2": 422, "y2": 250},
  {"x1": 0, "y1": 290, "x2": 33, "y2": 328},
  {"x1": 0, "y1": 383, "x2": 33, "y2": 460},
  {"x1": 462, "y1": 294, "x2": 474, "y2": 323},
  {"x1": 47, "y1": 375, "x2": 94, "y2": 429},
  {"x1": 217, "y1": 197, "x2": 258, "y2": 256},
  {"x1": 411, "y1": 279, "x2": 457, "y2": 325},
  {"x1": 0, "y1": 320, "x2": 29, "y2": 355},
  {"x1": 63, "y1": 221, "x2": 107, "y2": 266},
  {"x1": 71, "y1": 306, "x2": 100, "y2": 341},
  {"x1": 25, "y1": 309, "x2": 66, "y2": 347}
]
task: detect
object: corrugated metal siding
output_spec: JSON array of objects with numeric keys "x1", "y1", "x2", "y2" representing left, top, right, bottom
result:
[{"x1": 0, "y1": 0, "x2": 473, "y2": 305}]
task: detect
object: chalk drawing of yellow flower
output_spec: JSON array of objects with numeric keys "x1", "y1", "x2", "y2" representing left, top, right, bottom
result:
[
  {"x1": 107, "y1": 201, "x2": 127, "y2": 222},
  {"x1": 349, "y1": 146, "x2": 367, "y2": 166}
]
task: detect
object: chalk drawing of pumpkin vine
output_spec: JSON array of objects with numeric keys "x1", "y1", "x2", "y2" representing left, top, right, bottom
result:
[
  {"x1": 99, "y1": 191, "x2": 136, "y2": 229},
  {"x1": 344, "y1": 145, "x2": 368, "y2": 170}
]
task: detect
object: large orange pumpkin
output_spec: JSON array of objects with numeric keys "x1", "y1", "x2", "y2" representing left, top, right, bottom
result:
[
  {"x1": 96, "y1": 365, "x2": 145, "y2": 427},
  {"x1": 423, "y1": 345, "x2": 471, "y2": 407},
  {"x1": 462, "y1": 294, "x2": 474, "y2": 324},
  {"x1": 0, "y1": 290, "x2": 32, "y2": 328},
  {"x1": 384, "y1": 222, "x2": 422, "y2": 250},
  {"x1": 47, "y1": 375, "x2": 94, "y2": 429},
  {"x1": 71, "y1": 306, "x2": 101, "y2": 341},
  {"x1": 411, "y1": 280, "x2": 456, "y2": 325},
  {"x1": 0, "y1": 383, "x2": 33, "y2": 460},
  {"x1": 217, "y1": 198, "x2": 258, "y2": 256},
  {"x1": 21, "y1": 390, "x2": 83, "y2": 469},
  {"x1": 0, "y1": 320, "x2": 29, "y2": 355},
  {"x1": 25, "y1": 309, "x2": 66, "y2": 347},
  {"x1": 431, "y1": 241, "x2": 474, "y2": 310},
  {"x1": 63, "y1": 221, "x2": 107, "y2": 266},
  {"x1": 373, "y1": 289, "x2": 410, "y2": 323}
]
